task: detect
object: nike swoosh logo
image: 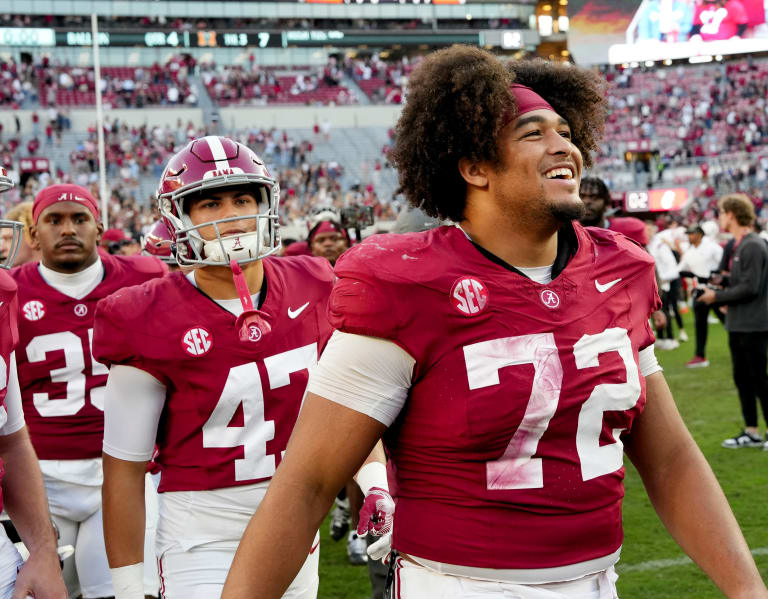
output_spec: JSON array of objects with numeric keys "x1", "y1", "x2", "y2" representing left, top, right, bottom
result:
[
  {"x1": 595, "y1": 278, "x2": 622, "y2": 293},
  {"x1": 287, "y1": 302, "x2": 310, "y2": 319}
]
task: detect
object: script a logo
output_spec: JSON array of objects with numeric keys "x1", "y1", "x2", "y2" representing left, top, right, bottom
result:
[
  {"x1": 182, "y1": 327, "x2": 213, "y2": 357},
  {"x1": 247, "y1": 324, "x2": 262, "y2": 342},
  {"x1": 450, "y1": 276, "x2": 489, "y2": 316},
  {"x1": 22, "y1": 300, "x2": 45, "y2": 321},
  {"x1": 540, "y1": 289, "x2": 560, "y2": 309}
]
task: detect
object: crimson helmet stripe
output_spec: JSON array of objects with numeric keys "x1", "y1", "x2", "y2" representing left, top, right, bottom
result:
[{"x1": 204, "y1": 136, "x2": 231, "y2": 171}]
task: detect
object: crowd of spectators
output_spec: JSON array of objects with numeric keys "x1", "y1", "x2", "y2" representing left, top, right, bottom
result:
[
  {"x1": 598, "y1": 58, "x2": 768, "y2": 165},
  {"x1": 201, "y1": 57, "x2": 354, "y2": 107}
]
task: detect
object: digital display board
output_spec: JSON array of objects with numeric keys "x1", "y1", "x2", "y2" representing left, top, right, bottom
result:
[
  {"x1": 0, "y1": 28, "x2": 481, "y2": 49},
  {"x1": 568, "y1": 0, "x2": 768, "y2": 65},
  {"x1": 624, "y1": 188, "x2": 689, "y2": 212}
]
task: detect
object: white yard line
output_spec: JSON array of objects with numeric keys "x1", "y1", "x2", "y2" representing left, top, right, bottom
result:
[{"x1": 618, "y1": 547, "x2": 768, "y2": 573}]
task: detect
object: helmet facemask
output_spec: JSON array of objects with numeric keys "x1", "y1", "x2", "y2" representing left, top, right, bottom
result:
[
  {"x1": 0, "y1": 220, "x2": 23, "y2": 270},
  {"x1": 159, "y1": 172, "x2": 280, "y2": 268}
]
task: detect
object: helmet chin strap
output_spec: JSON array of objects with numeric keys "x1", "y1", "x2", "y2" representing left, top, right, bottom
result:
[
  {"x1": 204, "y1": 231, "x2": 261, "y2": 263},
  {"x1": 230, "y1": 259, "x2": 272, "y2": 342}
]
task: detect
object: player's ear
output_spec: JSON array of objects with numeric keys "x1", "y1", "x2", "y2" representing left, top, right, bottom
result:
[
  {"x1": 458, "y1": 157, "x2": 489, "y2": 189},
  {"x1": 94, "y1": 222, "x2": 104, "y2": 246},
  {"x1": 28, "y1": 225, "x2": 40, "y2": 251}
]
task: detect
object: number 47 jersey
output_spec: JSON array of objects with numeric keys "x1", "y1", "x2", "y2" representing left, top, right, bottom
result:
[
  {"x1": 328, "y1": 223, "x2": 661, "y2": 577},
  {"x1": 93, "y1": 255, "x2": 334, "y2": 493}
]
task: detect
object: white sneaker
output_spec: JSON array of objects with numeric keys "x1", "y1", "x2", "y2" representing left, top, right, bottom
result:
[
  {"x1": 678, "y1": 330, "x2": 689, "y2": 342},
  {"x1": 346, "y1": 531, "x2": 368, "y2": 565},
  {"x1": 667, "y1": 339, "x2": 679, "y2": 349},
  {"x1": 707, "y1": 316, "x2": 720, "y2": 324},
  {"x1": 329, "y1": 497, "x2": 350, "y2": 542}
]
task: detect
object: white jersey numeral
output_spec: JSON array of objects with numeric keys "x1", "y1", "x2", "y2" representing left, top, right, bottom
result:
[
  {"x1": 202, "y1": 343, "x2": 318, "y2": 482},
  {"x1": 463, "y1": 328, "x2": 641, "y2": 490},
  {"x1": 574, "y1": 328, "x2": 641, "y2": 481},
  {"x1": 465, "y1": 333, "x2": 562, "y2": 490},
  {"x1": 26, "y1": 329, "x2": 107, "y2": 417},
  {"x1": 202, "y1": 362, "x2": 275, "y2": 481}
]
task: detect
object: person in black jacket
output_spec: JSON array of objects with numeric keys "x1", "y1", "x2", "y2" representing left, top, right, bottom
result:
[{"x1": 698, "y1": 193, "x2": 768, "y2": 449}]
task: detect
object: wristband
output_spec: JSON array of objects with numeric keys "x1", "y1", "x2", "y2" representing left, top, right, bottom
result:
[
  {"x1": 355, "y1": 461, "x2": 388, "y2": 495},
  {"x1": 110, "y1": 563, "x2": 144, "y2": 599}
]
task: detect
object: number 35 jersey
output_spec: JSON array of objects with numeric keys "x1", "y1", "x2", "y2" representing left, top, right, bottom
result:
[
  {"x1": 93, "y1": 256, "x2": 334, "y2": 493},
  {"x1": 12, "y1": 254, "x2": 166, "y2": 460},
  {"x1": 329, "y1": 223, "x2": 660, "y2": 573}
]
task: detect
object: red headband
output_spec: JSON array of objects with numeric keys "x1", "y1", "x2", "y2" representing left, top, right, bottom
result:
[
  {"x1": 33, "y1": 184, "x2": 100, "y2": 224},
  {"x1": 309, "y1": 220, "x2": 348, "y2": 243},
  {"x1": 503, "y1": 84, "x2": 556, "y2": 126}
]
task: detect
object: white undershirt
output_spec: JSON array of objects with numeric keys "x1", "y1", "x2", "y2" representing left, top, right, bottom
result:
[
  {"x1": 454, "y1": 223, "x2": 555, "y2": 284},
  {"x1": 102, "y1": 273, "x2": 260, "y2": 461},
  {"x1": 38, "y1": 257, "x2": 104, "y2": 299},
  {"x1": 308, "y1": 331, "x2": 662, "y2": 428},
  {"x1": 186, "y1": 271, "x2": 260, "y2": 317}
]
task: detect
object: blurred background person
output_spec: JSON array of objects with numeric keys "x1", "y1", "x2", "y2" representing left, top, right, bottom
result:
[
  {"x1": 677, "y1": 224, "x2": 724, "y2": 368},
  {"x1": 0, "y1": 202, "x2": 39, "y2": 267},
  {"x1": 698, "y1": 194, "x2": 768, "y2": 449}
]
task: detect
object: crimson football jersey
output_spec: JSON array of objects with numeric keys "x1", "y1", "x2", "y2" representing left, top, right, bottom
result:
[
  {"x1": 93, "y1": 255, "x2": 334, "y2": 493},
  {"x1": 12, "y1": 254, "x2": 166, "y2": 460},
  {"x1": 329, "y1": 223, "x2": 660, "y2": 571},
  {"x1": 0, "y1": 270, "x2": 18, "y2": 513},
  {"x1": 694, "y1": 0, "x2": 748, "y2": 40}
]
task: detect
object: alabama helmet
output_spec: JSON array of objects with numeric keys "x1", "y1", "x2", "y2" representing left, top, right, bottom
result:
[
  {"x1": 141, "y1": 220, "x2": 177, "y2": 266},
  {"x1": 157, "y1": 136, "x2": 280, "y2": 267},
  {"x1": 0, "y1": 170, "x2": 22, "y2": 269}
]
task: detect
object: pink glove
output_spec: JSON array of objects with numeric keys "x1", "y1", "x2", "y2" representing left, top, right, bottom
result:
[{"x1": 356, "y1": 487, "x2": 395, "y2": 561}]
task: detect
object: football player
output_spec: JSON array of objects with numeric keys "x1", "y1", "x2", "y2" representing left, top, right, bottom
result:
[
  {"x1": 94, "y1": 137, "x2": 333, "y2": 598},
  {"x1": 223, "y1": 48, "x2": 768, "y2": 599},
  {"x1": 0, "y1": 171, "x2": 67, "y2": 599},
  {"x1": 11, "y1": 184, "x2": 166, "y2": 599},
  {"x1": 690, "y1": 0, "x2": 749, "y2": 41},
  {"x1": 141, "y1": 220, "x2": 180, "y2": 271}
]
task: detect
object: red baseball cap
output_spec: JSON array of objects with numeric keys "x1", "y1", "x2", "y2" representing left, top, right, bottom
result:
[{"x1": 33, "y1": 184, "x2": 100, "y2": 224}]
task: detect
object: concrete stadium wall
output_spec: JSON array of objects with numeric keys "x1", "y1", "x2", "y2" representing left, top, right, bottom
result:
[
  {"x1": 220, "y1": 104, "x2": 403, "y2": 130},
  {"x1": 0, "y1": 107, "x2": 204, "y2": 133},
  {"x1": 0, "y1": 104, "x2": 404, "y2": 133}
]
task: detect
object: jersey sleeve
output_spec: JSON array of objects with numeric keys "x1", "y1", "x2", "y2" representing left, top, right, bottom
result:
[{"x1": 93, "y1": 291, "x2": 171, "y2": 386}]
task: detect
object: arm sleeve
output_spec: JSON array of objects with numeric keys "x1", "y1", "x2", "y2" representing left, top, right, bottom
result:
[
  {"x1": 102, "y1": 365, "x2": 166, "y2": 462},
  {"x1": 714, "y1": 242, "x2": 764, "y2": 305},
  {"x1": 307, "y1": 330, "x2": 415, "y2": 427},
  {"x1": 0, "y1": 353, "x2": 25, "y2": 436},
  {"x1": 639, "y1": 345, "x2": 662, "y2": 378}
]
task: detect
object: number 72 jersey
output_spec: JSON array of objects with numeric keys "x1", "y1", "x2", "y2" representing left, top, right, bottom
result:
[
  {"x1": 93, "y1": 256, "x2": 334, "y2": 493},
  {"x1": 329, "y1": 223, "x2": 661, "y2": 573}
]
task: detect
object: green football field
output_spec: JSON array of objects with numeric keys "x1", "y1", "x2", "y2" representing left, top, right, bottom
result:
[{"x1": 314, "y1": 311, "x2": 768, "y2": 598}]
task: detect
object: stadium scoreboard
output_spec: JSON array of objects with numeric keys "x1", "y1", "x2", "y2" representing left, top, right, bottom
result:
[{"x1": 0, "y1": 27, "x2": 493, "y2": 48}]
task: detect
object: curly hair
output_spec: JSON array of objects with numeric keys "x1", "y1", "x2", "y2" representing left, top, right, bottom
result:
[{"x1": 389, "y1": 46, "x2": 607, "y2": 222}]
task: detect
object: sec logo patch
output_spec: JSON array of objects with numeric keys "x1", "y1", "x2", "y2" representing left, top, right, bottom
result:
[
  {"x1": 74, "y1": 303, "x2": 88, "y2": 317},
  {"x1": 450, "y1": 276, "x2": 489, "y2": 316},
  {"x1": 22, "y1": 300, "x2": 46, "y2": 321},
  {"x1": 182, "y1": 327, "x2": 213, "y2": 357}
]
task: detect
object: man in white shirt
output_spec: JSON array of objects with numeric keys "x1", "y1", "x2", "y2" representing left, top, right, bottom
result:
[
  {"x1": 678, "y1": 224, "x2": 724, "y2": 367},
  {"x1": 646, "y1": 222, "x2": 682, "y2": 350}
]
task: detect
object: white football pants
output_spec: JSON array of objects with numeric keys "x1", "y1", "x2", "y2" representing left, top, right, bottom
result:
[
  {"x1": 45, "y1": 471, "x2": 160, "y2": 598},
  {"x1": 391, "y1": 558, "x2": 619, "y2": 599},
  {"x1": 157, "y1": 539, "x2": 319, "y2": 599}
]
